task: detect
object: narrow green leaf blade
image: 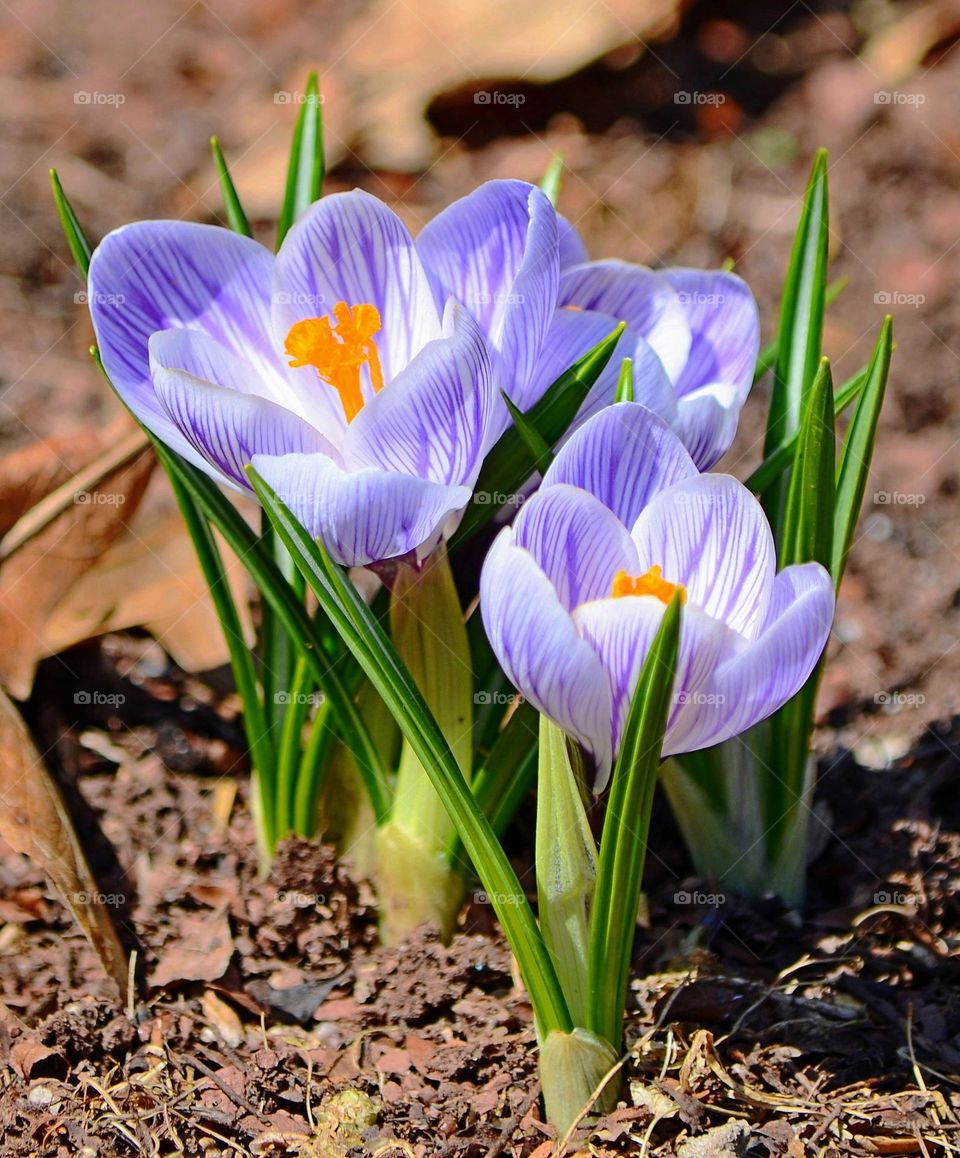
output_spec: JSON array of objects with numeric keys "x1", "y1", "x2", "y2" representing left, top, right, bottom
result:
[
  {"x1": 762, "y1": 149, "x2": 829, "y2": 527},
  {"x1": 248, "y1": 465, "x2": 573, "y2": 1036},
  {"x1": 50, "y1": 170, "x2": 93, "y2": 277},
  {"x1": 614, "y1": 357, "x2": 634, "y2": 403},
  {"x1": 210, "y1": 137, "x2": 253, "y2": 237},
  {"x1": 276, "y1": 72, "x2": 324, "y2": 248},
  {"x1": 831, "y1": 317, "x2": 892, "y2": 585},
  {"x1": 753, "y1": 276, "x2": 847, "y2": 385},
  {"x1": 540, "y1": 154, "x2": 564, "y2": 206},
  {"x1": 587, "y1": 594, "x2": 681, "y2": 1047},
  {"x1": 779, "y1": 357, "x2": 836, "y2": 570},
  {"x1": 745, "y1": 365, "x2": 865, "y2": 495},
  {"x1": 451, "y1": 323, "x2": 625, "y2": 551},
  {"x1": 501, "y1": 390, "x2": 552, "y2": 465}
]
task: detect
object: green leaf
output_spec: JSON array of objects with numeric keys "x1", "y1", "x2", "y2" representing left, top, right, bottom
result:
[
  {"x1": 614, "y1": 357, "x2": 634, "y2": 403},
  {"x1": 587, "y1": 593, "x2": 681, "y2": 1048},
  {"x1": 276, "y1": 72, "x2": 324, "y2": 248},
  {"x1": 762, "y1": 149, "x2": 829, "y2": 530},
  {"x1": 753, "y1": 276, "x2": 847, "y2": 385},
  {"x1": 540, "y1": 154, "x2": 564, "y2": 206},
  {"x1": 50, "y1": 170, "x2": 93, "y2": 277},
  {"x1": 210, "y1": 137, "x2": 252, "y2": 237},
  {"x1": 247, "y1": 465, "x2": 573, "y2": 1037},
  {"x1": 745, "y1": 365, "x2": 865, "y2": 495},
  {"x1": 831, "y1": 317, "x2": 892, "y2": 585},
  {"x1": 779, "y1": 357, "x2": 836, "y2": 570},
  {"x1": 451, "y1": 323, "x2": 625, "y2": 551},
  {"x1": 501, "y1": 390, "x2": 553, "y2": 465},
  {"x1": 766, "y1": 358, "x2": 836, "y2": 871}
]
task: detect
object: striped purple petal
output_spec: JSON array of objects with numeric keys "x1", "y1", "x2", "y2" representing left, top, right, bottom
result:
[
  {"x1": 88, "y1": 221, "x2": 278, "y2": 465},
  {"x1": 344, "y1": 302, "x2": 496, "y2": 487},
  {"x1": 629, "y1": 474, "x2": 776, "y2": 639},
  {"x1": 251, "y1": 451, "x2": 471, "y2": 567},
  {"x1": 511, "y1": 483, "x2": 637, "y2": 610},
  {"x1": 480, "y1": 529, "x2": 613, "y2": 777},
  {"x1": 542, "y1": 402, "x2": 698, "y2": 529},
  {"x1": 273, "y1": 190, "x2": 442, "y2": 383},
  {"x1": 417, "y1": 180, "x2": 559, "y2": 417}
]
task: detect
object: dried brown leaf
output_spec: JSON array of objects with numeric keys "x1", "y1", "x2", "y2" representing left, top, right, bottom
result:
[
  {"x1": 0, "y1": 688, "x2": 129, "y2": 1001},
  {"x1": 0, "y1": 424, "x2": 156, "y2": 698}
]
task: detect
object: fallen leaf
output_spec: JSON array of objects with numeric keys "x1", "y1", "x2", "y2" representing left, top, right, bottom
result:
[
  {"x1": 201, "y1": 990, "x2": 245, "y2": 1049},
  {"x1": 0, "y1": 688, "x2": 129, "y2": 1001},
  {"x1": 42, "y1": 503, "x2": 254, "y2": 674},
  {"x1": 8, "y1": 1038, "x2": 62, "y2": 1080},
  {"x1": 0, "y1": 422, "x2": 156, "y2": 698},
  {"x1": 152, "y1": 909, "x2": 234, "y2": 988}
]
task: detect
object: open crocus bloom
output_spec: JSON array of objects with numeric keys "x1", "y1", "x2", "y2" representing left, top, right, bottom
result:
[
  {"x1": 87, "y1": 181, "x2": 559, "y2": 567},
  {"x1": 525, "y1": 220, "x2": 761, "y2": 469},
  {"x1": 480, "y1": 403, "x2": 834, "y2": 790}
]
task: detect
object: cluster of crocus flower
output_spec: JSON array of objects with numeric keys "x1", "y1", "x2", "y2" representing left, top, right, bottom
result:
[
  {"x1": 70, "y1": 146, "x2": 849, "y2": 1136},
  {"x1": 87, "y1": 179, "x2": 760, "y2": 572}
]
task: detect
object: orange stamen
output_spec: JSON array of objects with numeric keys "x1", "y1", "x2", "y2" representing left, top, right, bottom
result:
[
  {"x1": 284, "y1": 301, "x2": 385, "y2": 423},
  {"x1": 611, "y1": 565, "x2": 687, "y2": 606}
]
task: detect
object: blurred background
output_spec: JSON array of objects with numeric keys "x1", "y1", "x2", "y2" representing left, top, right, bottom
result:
[{"x1": 0, "y1": 0, "x2": 957, "y2": 755}]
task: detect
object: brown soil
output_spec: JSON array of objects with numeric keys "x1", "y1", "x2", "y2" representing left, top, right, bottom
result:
[{"x1": 1, "y1": 0, "x2": 959, "y2": 1153}]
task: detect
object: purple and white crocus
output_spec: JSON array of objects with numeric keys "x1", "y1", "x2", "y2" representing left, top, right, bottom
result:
[
  {"x1": 86, "y1": 181, "x2": 559, "y2": 568},
  {"x1": 480, "y1": 403, "x2": 835, "y2": 790},
  {"x1": 528, "y1": 221, "x2": 761, "y2": 469}
]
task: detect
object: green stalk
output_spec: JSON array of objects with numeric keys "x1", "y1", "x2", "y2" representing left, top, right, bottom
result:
[
  {"x1": 273, "y1": 654, "x2": 315, "y2": 836},
  {"x1": 587, "y1": 595, "x2": 681, "y2": 1049},
  {"x1": 378, "y1": 544, "x2": 474, "y2": 942},
  {"x1": 536, "y1": 718, "x2": 596, "y2": 1027},
  {"x1": 294, "y1": 700, "x2": 337, "y2": 836}
]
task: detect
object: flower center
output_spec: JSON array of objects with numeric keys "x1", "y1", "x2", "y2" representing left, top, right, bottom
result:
[
  {"x1": 284, "y1": 301, "x2": 385, "y2": 423},
  {"x1": 611, "y1": 565, "x2": 687, "y2": 605}
]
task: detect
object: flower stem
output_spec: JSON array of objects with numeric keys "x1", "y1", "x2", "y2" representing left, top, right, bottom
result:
[{"x1": 378, "y1": 543, "x2": 473, "y2": 942}]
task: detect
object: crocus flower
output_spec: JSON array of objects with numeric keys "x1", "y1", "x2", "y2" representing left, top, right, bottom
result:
[
  {"x1": 525, "y1": 220, "x2": 761, "y2": 469},
  {"x1": 86, "y1": 181, "x2": 559, "y2": 567},
  {"x1": 480, "y1": 403, "x2": 834, "y2": 789}
]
